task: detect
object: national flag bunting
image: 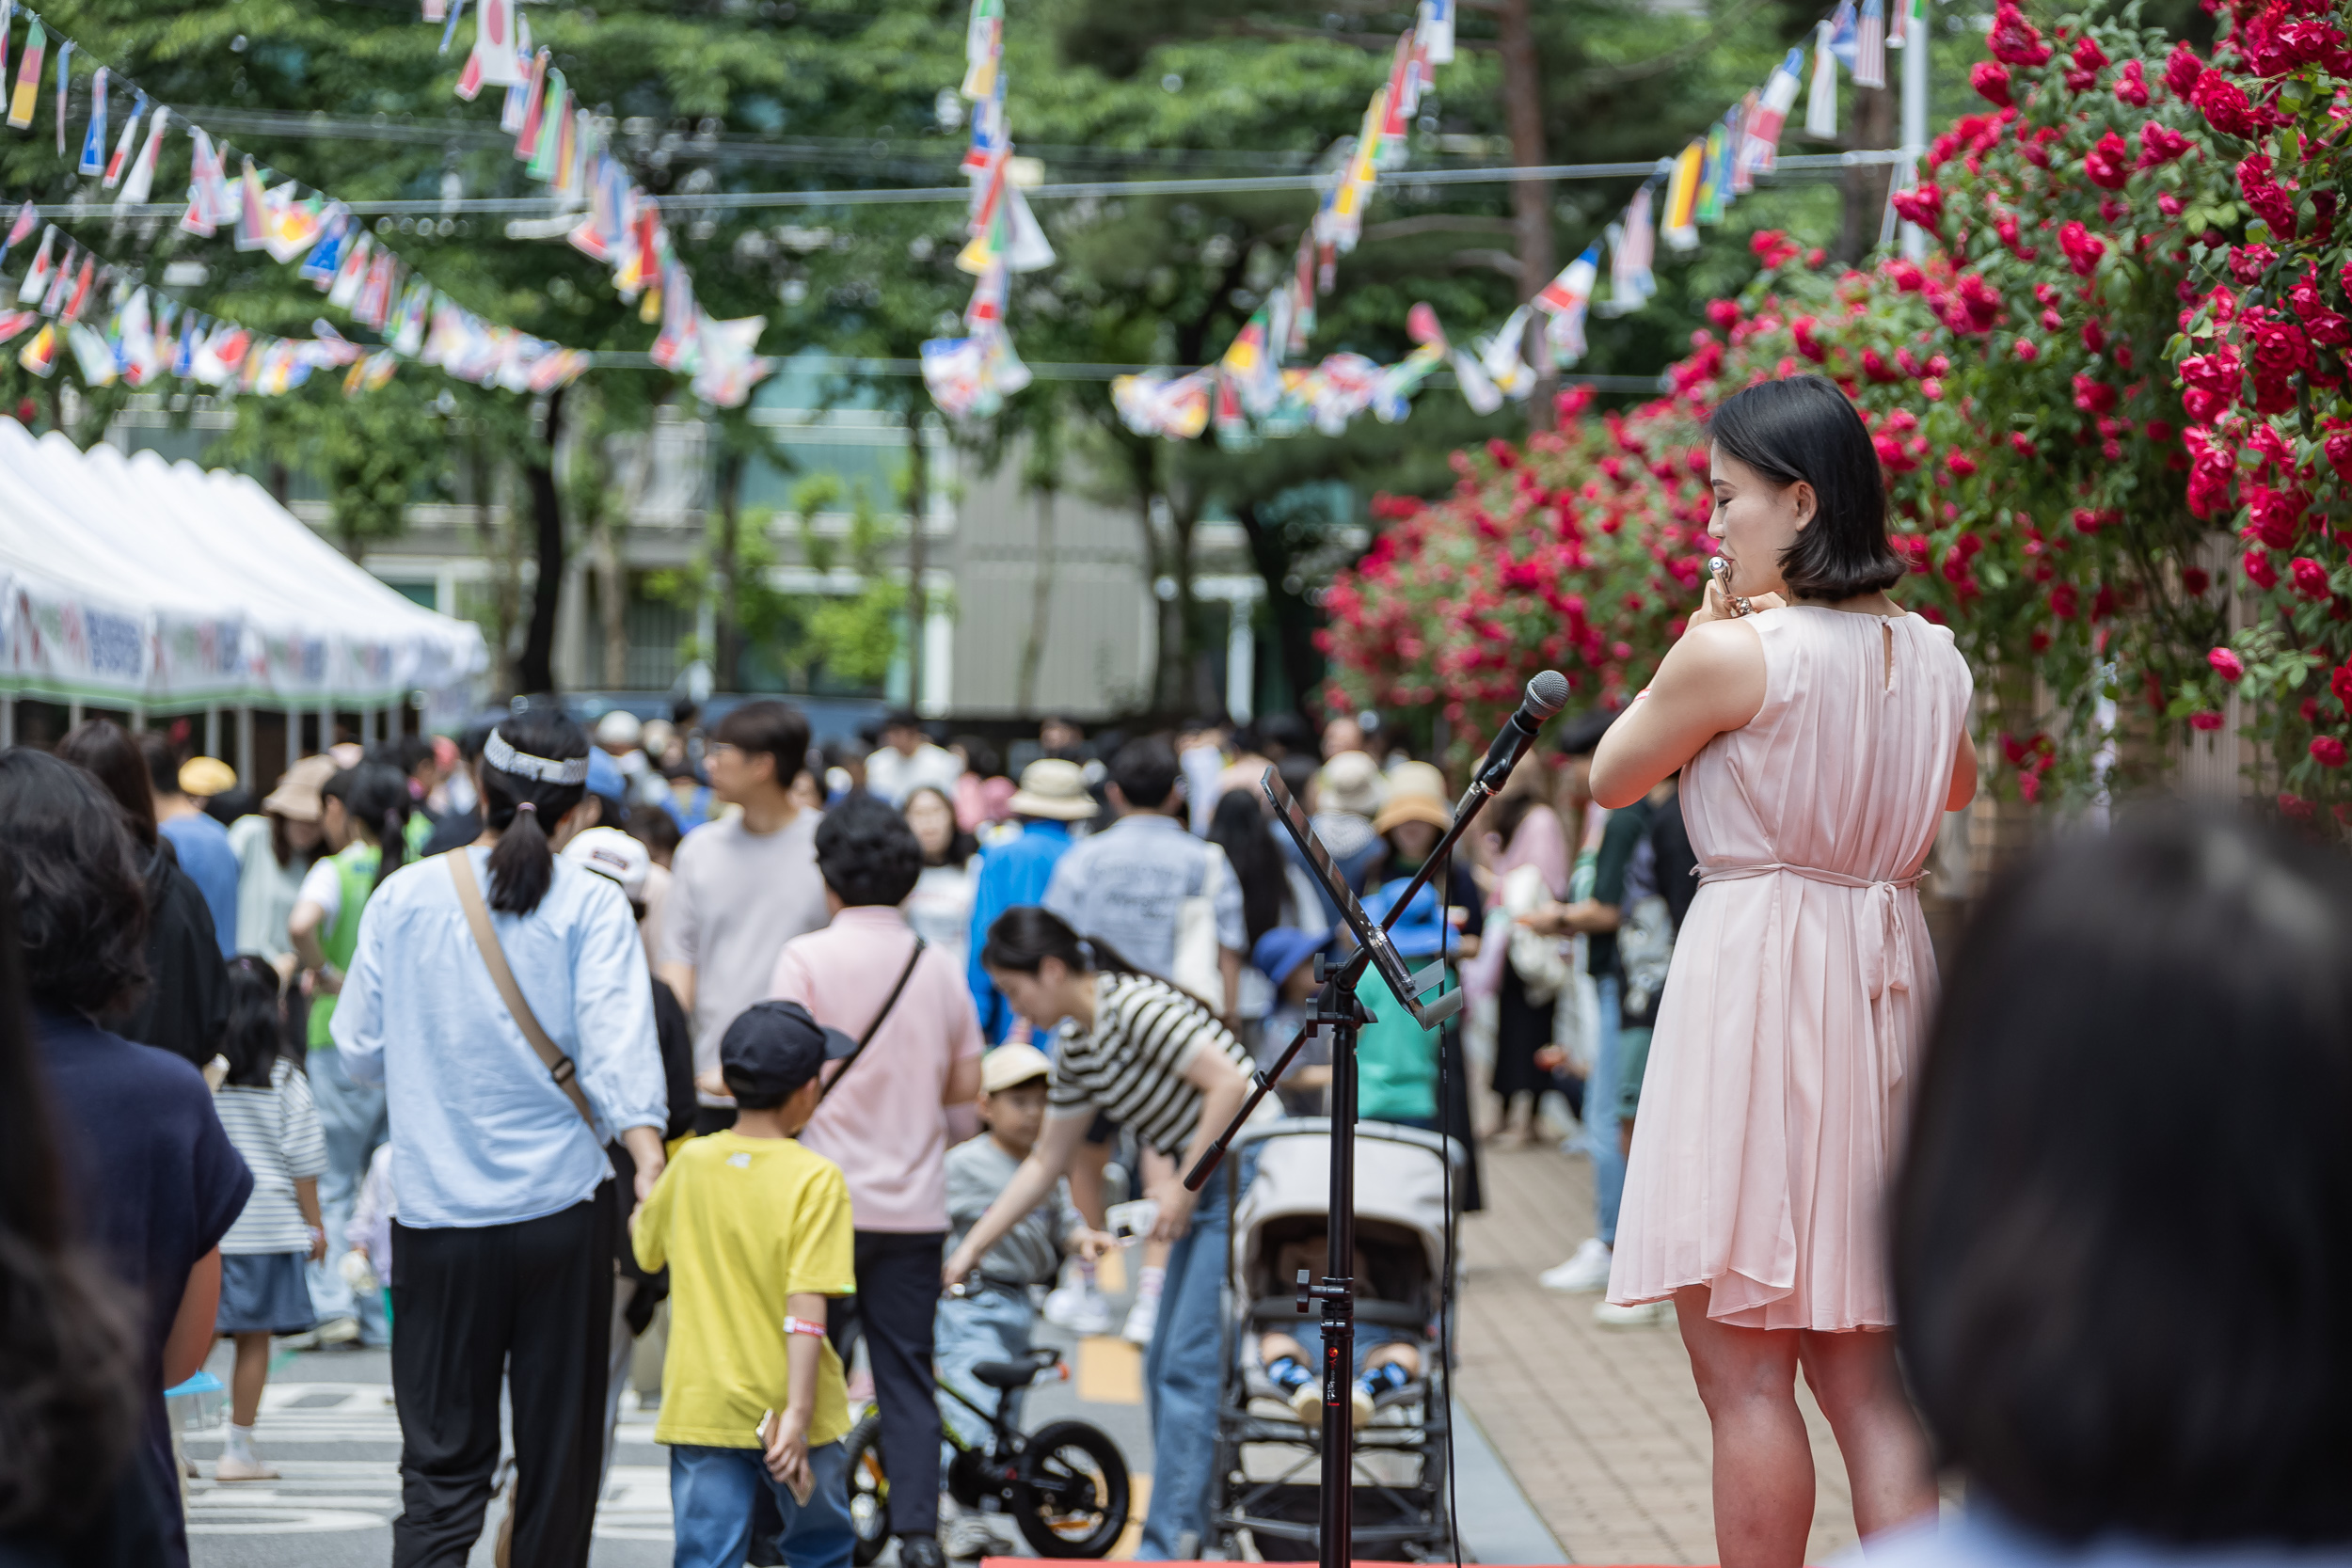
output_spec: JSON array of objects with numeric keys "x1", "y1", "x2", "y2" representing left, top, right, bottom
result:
[
  {"x1": 1853, "y1": 0, "x2": 1887, "y2": 87},
  {"x1": 8, "y1": 18, "x2": 44, "y2": 131},
  {"x1": 78, "y1": 65, "x2": 107, "y2": 175}
]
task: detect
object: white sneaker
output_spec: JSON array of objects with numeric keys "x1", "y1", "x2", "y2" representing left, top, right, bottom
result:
[
  {"x1": 1042, "y1": 1282, "x2": 1116, "y2": 1337},
  {"x1": 943, "y1": 1514, "x2": 1003, "y2": 1560},
  {"x1": 1594, "y1": 1299, "x2": 1674, "y2": 1330},
  {"x1": 1120, "y1": 1290, "x2": 1161, "y2": 1347},
  {"x1": 1538, "y1": 1238, "x2": 1613, "y2": 1293}
]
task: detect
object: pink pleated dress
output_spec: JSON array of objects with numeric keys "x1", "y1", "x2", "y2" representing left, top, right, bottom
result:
[{"x1": 1606, "y1": 605, "x2": 1973, "y2": 1331}]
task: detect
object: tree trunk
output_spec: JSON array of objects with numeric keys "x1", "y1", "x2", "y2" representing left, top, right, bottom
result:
[
  {"x1": 1017, "y1": 481, "x2": 1057, "y2": 714},
  {"x1": 1496, "y1": 0, "x2": 1556, "y2": 430},
  {"x1": 903, "y1": 414, "x2": 930, "y2": 711},
  {"x1": 1838, "y1": 84, "x2": 1898, "y2": 264},
  {"x1": 1234, "y1": 501, "x2": 1321, "y2": 719},
  {"x1": 713, "y1": 448, "x2": 744, "y2": 691},
  {"x1": 518, "y1": 386, "x2": 569, "y2": 696}
]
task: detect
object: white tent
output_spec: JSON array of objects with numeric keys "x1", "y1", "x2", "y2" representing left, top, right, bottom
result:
[{"x1": 0, "y1": 420, "x2": 485, "y2": 717}]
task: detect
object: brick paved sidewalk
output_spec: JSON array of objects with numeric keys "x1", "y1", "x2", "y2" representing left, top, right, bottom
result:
[{"x1": 1454, "y1": 1139, "x2": 1860, "y2": 1565}]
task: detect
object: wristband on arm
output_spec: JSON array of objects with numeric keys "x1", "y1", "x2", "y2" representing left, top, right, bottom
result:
[{"x1": 783, "y1": 1316, "x2": 827, "y2": 1338}]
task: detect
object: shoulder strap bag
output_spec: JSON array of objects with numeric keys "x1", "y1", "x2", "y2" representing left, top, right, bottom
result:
[
  {"x1": 820, "y1": 936, "x2": 928, "y2": 1102},
  {"x1": 446, "y1": 850, "x2": 598, "y2": 1130}
]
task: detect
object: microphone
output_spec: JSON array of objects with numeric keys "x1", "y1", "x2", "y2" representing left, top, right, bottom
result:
[{"x1": 1472, "y1": 670, "x2": 1571, "y2": 793}]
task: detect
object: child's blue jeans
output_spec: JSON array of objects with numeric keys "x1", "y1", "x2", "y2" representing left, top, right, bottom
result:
[{"x1": 668, "y1": 1438, "x2": 853, "y2": 1568}]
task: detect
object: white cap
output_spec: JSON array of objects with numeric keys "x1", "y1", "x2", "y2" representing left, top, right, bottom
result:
[
  {"x1": 596, "y1": 709, "x2": 644, "y2": 748},
  {"x1": 563, "y1": 826, "x2": 651, "y2": 900},
  {"x1": 981, "y1": 1042, "x2": 1054, "y2": 1094}
]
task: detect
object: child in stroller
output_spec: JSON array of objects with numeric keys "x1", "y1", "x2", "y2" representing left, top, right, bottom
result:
[{"x1": 1258, "y1": 1320, "x2": 1422, "y2": 1432}]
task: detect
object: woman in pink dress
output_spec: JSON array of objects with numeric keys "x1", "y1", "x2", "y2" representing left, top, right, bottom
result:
[{"x1": 1589, "y1": 375, "x2": 1977, "y2": 1566}]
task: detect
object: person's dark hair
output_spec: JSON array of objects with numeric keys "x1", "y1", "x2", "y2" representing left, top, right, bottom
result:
[
  {"x1": 712, "y1": 699, "x2": 811, "y2": 790},
  {"x1": 220, "y1": 956, "x2": 293, "y2": 1089},
  {"x1": 979, "y1": 905, "x2": 1142, "y2": 981},
  {"x1": 814, "y1": 793, "x2": 924, "y2": 908},
  {"x1": 1208, "y1": 788, "x2": 1286, "y2": 949},
  {"x1": 1707, "y1": 374, "x2": 1904, "y2": 602},
  {"x1": 627, "y1": 801, "x2": 681, "y2": 862},
  {"x1": 882, "y1": 708, "x2": 922, "y2": 736},
  {"x1": 903, "y1": 784, "x2": 977, "y2": 869},
  {"x1": 322, "y1": 763, "x2": 411, "y2": 894},
  {"x1": 393, "y1": 734, "x2": 435, "y2": 779},
  {"x1": 1554, "y1": 707, "x2": 1618, "y2": 759},
  {"x1": 457, "y1": 720, "x2": 494, "y2": 763},
  {"x1": 720, "y1": 1063, "x2": 787, "y2": 1113},
  {"x1": 479, "y1": 712, "x2": 589, "y2": 916},
  {"x1": 950, "y1": 734, "x2": 1002, "y2": 781},
  {"x1": 1894, "y1": 806, "x2": 2352, "y2": 1545},
  {"x1": 1490, "y1": 790, "x2": 1540, "y2": 851},
  {"x1": 1275, "y1": 750, "x2": 1319, "y2": 809},
  {"x1": 55, "y1": 721, "x2": 158, "y2": 850},
  {"x1": 203, "y1": 784, "x2": 255, "y2": 829},
  {"x1": 0, "y1": 749, "x2": 150, "y2": 1019},
  {"x1": 0, "y1": 868, "x2": 146, "y2": 1539},
  {"x1": 1109, "y1": 736, "x2": 1182, "y2": 813},
  {"x1": 1260, "y1": 711, "x2": 1314, "y2": 759},
  {"x1": 136, "y1": 730, "x2": 183, "y2": 800}
]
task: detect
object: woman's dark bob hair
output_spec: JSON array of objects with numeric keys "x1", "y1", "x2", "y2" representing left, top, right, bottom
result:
[
  {"x1": 0, "y1": 748, "x2": 151, "y2": 1018},
  {"x1": 814, "y1": 793, "x2": 924, "y2": 909},
  {"x1": 1708, "y1": 374, "x2": 1906, "y2": 601},
  {"x1": 1895, "y1": 805, "x2": 2352, "y2": 1545}
]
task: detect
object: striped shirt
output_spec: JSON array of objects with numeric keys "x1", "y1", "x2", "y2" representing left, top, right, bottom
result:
[
  {"x1": 1048, "y1": 974, "x2": 1252, "y2": 1158},
  {"x1": 214, "y1": 1056, "x2": 328, "y2": 1255}
]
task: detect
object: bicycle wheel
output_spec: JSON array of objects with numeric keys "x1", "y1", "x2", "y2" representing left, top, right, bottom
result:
[
  {"x1": 1010, "y1": 1419, "x2": 1130, "y2": 1559},
  {"x1": 843, "y1": 1411, "x2": 891, "y2": 1567}
]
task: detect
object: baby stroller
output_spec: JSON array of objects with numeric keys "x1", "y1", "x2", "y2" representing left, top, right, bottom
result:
[{"x1": 1208, "y1": 1117, "x2": 1462, "y2": 1561}]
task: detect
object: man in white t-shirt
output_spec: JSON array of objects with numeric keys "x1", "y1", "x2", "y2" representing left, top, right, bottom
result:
[
  {"x1": 656, "y1": 699, "x2": 832, "y2": 1133},
  {"x1": 864, "y1": 710, "x2": 964, "y2": 807}
]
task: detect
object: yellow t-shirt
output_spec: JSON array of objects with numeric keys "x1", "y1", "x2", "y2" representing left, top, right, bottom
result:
[{"x1": 630, "y1": 1132, "x2": 858, "y2": 1449}]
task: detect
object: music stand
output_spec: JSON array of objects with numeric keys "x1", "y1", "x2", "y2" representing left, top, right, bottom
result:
[{"x1": 1185, "y1": 765, "x2": 1500, "y2": 1568}]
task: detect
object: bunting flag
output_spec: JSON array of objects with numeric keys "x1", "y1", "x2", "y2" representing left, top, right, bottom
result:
[
  {"x1": 298, "y1": 207, "x2": 349, "y2": 284},
  {"x1": 17, "y1": 322, "x2": 55, "y2": 376},
  {"x1": 0, "y1": 2, "x2": 11, "y2": 87},
  {"x1": 1662, "y1": 139, "x2": 1705, "y2": 251},
  {"x1": 514, "y1": 49, "x2": 550, "y2": 160},
  {"x1": 1534, "y1": 242, "x2": 1601, "y2": 364},
  {"x1": 1417, "y1": 0, "x2": 1454, "y2": 63},
  {"x1": 67, "y1": 322, "x2": 114, "y2": 386},
  {"x1": 344, "y1": 348, "x2": 398, "y2": 396},
  {"x1": 1696, "y1": 117, "x2": 1732, "y2": 225},
  {"x1": 1729, "y1": 90, "x2": 1761, "y2": 194},
  {"x1": 1827, "y1": 0, "x2": 1861, "y2": 68},
  {"x1": 181, "y1": 127, "x2": 226, "y2": 235},
  {"x1": 465, "y1": 0, "x2": 523, "y2": 89},
  {"x1": 78, "y1": 65, "x2": 105, "y2": 174},
  {"x1": 39, "y1": 246, "x2": 73, "y2": 316},
  {"x1": 15, "y1": 224, "x2": 51, "y2": 304},
  {"x1": 8, "y1": 18, "x2": 42, "y2": 130},
  {"x1": 52, "y1": 40, "x2": 69, "y2": 155},
  {"x1": 0, "y1": 309, "x2": 35, "y2": 346},
  {"x1": 234, "y1": 157, "x2": 270, "y2": 251},
  {"x1": 328, "y1": 231, "x2": 373, "y2": 309},
  {"x1": 0, "y1": 199, "x2": 34, "y2": 270},
  {"x1": 1218, "y1": 308, "x2": 1286, "y2": 418},
  {"x1": 961, "y1": 0, "x2": 1002, "y2": 99},
  {"x1": 1475, "y1": 305, "x2": 1536, "y2": 404},
  {"x1": 1807, "y1": 23, "x2": 1840, "y2": 137},
  {"x1": 116, "y1": 103, "x2": 164, "y2": 204},
  {"x1": 1744, "y1": 50, "x2": 1805, "y2": 176},
  {"x1": 1889, "y1": 0, "x2": 1923, "y2": 45},
  {"x1": 525, "y1": 76, "x2": 565, "y2": 182},
  {"x1": 1603, "y1": 186, "x2": 1658, "y2": 315},
  {"x1": 59, "y1": 253, "x2": 93, "y2": 323},
  {"x1": 1852, "y1": 0, "x2": 1887, "y2": 87}
]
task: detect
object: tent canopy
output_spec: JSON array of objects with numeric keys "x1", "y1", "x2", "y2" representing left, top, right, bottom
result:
[{"x1": 0, "y1": 420, "x2": 485, "y2": 708}]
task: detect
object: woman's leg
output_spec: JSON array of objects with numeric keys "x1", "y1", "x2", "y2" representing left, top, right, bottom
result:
[
  {"x1": 1796, "y1": 1329, "x2": 1937, "y2": 1540},
  {"x1": 230, "y1": 1331, "x2": 270, "y2": 1427},
  {"x1": 1673, "y1": 1289, "x2": 1813, "y2": 1568}
]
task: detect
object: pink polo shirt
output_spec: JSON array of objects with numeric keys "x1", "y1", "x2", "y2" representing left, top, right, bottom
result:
[{"x1": 771, "y1": 905, "x2": 984, "y2": 1233}]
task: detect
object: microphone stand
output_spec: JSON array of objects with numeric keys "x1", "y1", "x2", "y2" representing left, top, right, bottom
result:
[{"x1": 1186, "y1": 764, "x2": 1513, "y2": 1568}]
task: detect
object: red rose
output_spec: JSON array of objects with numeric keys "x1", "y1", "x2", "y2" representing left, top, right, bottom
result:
[
  {"x1": 2294, "y1": 557, "x2": 2332, "y2": 599},
  {"x1": 2229, "y1": 243, "x2": 2279, "y2": 285},
  {"x1": 2182, "y1": 566, "x2": 2210, "y2": 594},
  {"x1": 2050, "y1": 582, "x2": 2080, "y2": 619},
  {"x1": 1972, "y1": 60, "x2": 2013, "y2": 106},
  {"x1": 2164, "y1": 41, "x2": 2204, "y2": 96},
  {"x1": 2137, "y1": 121, "x2": 2191, "y2": 166},
  {"x1": 2208, "y1": 646, "x2": 2246, "y2": 682},
  {"x1": 2115, "y1": 58, "x2": 2150, "y2": 106},
  {"x1": 2243, "y1": 548, "x2": 2280, "y2": 589},
  {"x1": 2313, "y1": 736, "x2": 2348, "y2": 768},
  {"x1": 2334, "y1": 661, "x2": 2352, "y2": 713},
  {"x1": 1989, "y1": 2, "x2": 2053, "y2": 65},
  {"x1": 2058, "y1": 222, "x2": 2106, "y2": 277},
  {"x1": 2236, "y1": 151, "x2": 2298, "y2": 241},
  {"x1": 1890, "y1": 183, "x2": 1945, "y2": 230},
  {"x1": 2192, "y1": 73, "x2": 2262, "y2": 138},
  {"x1": 2190, "y1": 711, "x2": 2224, "y2": 731},
  {"x1": 2084, "y1": 131, "x2": 2132, "y2": 190}
]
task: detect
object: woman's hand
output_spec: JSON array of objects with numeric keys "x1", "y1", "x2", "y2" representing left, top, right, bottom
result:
[
  {"x1": 942, "y1": 1243, "x2": 979, "y2": 1291},
  {"x1": 692, "y1": 1068, "x2": 735, "y2": 1102},
  {"x1": 1146, "y1": 1173, "x2": 1199, "y2": 1244},
  {"x1": 1689, "y1": 574, "x2": 1788, "y2": 628},
  {"x1": 1516, "y1": 902, "x2": 1574, "y2": 938},
  {"x1": 1071, "y1": 1227, "x2": 1115, "y2": 1263}
]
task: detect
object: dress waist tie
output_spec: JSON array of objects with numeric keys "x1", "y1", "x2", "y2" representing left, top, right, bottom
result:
[{"x1": 1695, "y1": 862, "x2": 1926, "y2": 1001}]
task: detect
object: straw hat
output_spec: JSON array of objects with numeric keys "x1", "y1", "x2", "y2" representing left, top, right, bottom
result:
[
  {"x1": 1007, "y1": 758, "x2": 1099, "y2": 821},
  {"x1": 1316, "y1": 750, "x2": 1388, "y2": 818},
  {"x1": 261, "y1": 754, "x2": 338, "y2": 823},
  {"x1": 980, "y1": 1042, "x2": 1055, "y2": 1094},
  {"x1": 178, "y1": 756, "x2": 236, "y2": 799},
  {"x1": 1372, "y1": 761, "x2": 1454, "y2": 835}
]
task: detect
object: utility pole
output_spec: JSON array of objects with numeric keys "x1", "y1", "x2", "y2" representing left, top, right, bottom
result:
[
  {"x1": 1899, "y1": 0, "x2": 1930, "y2": 259},
  {"x1": 1837, "y1": 83, "x2": 1896, "y2": 262},
  {"x1": 1489, "y1": 0, "x2": 1556, "y2": 428}
]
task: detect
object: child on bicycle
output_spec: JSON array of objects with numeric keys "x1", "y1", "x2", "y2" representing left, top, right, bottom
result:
[{"x1": 633, "y1": 1001, "x2": 859, "y2": 1568}]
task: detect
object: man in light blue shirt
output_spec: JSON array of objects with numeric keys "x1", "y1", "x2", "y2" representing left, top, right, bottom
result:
[
  {"x1": 967, "y1": 759, "x2": 1097, "y2": 1042},
  {"x1": 1042, "y1": 736, "x2": 1247, "y2": 1025}
]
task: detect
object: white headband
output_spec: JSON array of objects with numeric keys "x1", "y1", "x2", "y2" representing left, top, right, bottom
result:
[{"x1": 485, "y1": 729, "x2": 589, "y2": 786}]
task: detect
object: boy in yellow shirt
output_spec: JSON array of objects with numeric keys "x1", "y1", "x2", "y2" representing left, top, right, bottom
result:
[{"x1": 633, "y1": 1001, "x2": 860, "y2": 1568}]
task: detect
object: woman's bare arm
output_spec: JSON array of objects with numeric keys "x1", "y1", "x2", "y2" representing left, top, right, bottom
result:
[
  {"x1": 1590, "y1": 620, "x2": 1769, "y2": 809},
  {"x1": 1946, "y1": 729, "x2": 1978, "y2": 812}
]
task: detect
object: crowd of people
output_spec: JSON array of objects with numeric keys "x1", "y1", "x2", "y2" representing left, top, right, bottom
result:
[{"x1": 8, "y1": 601, "x2": 2352, "y2": 1568}]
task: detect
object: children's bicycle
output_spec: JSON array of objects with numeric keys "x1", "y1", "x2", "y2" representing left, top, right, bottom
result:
[{"x1": 845, "y1": 1344, "x2": 1130, "y2": 1561}]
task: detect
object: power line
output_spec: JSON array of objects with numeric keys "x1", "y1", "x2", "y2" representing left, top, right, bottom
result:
[
  {"x1": 585, "y1": 351, "x2": 1670, "y2": 391},
  {"x1": 17, "y1": 150, "x2": 1905, "y2": 221}
]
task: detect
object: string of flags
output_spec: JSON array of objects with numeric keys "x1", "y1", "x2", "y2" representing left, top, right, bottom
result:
[
  {"x1": 447, "y1": 0, "x2": 774, "y2": 408},
  {"x1": 0, "y1": 4, "x2": 591, "y2": 402},
  {"x1": 918, "y1": 0, "x2": 1057, "y2": 420},
  {"x1": 1117, "y1": 0, "x2": 1897, "y2": 444}
]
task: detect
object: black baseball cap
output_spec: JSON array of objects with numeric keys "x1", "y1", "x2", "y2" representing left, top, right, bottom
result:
[{"x1": 720, "y1": 1001, "x2": 857, "y2": 1101}]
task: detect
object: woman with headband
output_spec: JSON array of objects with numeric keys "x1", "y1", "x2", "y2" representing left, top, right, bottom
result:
[{"x1": 331, "y1": 709, "x2": 670, "y2": 1568}]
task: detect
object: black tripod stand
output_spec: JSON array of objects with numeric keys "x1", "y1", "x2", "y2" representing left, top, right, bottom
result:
[{"x1": 1186, "y1": 672, "x2": 1566, "y2": 1568}]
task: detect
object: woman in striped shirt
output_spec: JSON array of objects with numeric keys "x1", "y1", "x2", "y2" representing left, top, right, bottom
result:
[{"x1": 945, "y1": 907, "x2": 1256, "y2": 1560}]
